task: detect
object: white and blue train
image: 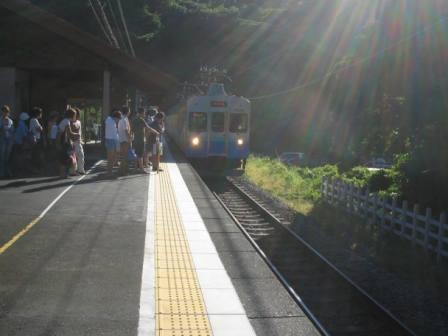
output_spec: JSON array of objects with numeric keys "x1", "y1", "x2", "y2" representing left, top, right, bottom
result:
[{"x1": 166, "y1": 83, "x2": 250, "y2": 168}]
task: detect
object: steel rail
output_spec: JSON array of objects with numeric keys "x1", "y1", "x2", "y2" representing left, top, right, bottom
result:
[
  {"x1": 213, "y1": 177, "x2": 416, "y2": 336},
  {"x1": 213, "y1": 191, "x2": 330, "y2": 336}
]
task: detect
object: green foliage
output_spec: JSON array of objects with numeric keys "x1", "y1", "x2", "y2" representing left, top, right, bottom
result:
[
  {"x1": 244, "y1": 154, "x2": 423, "y2": 211},
  {"x1": 244, "y1": 155, "x2": 339, "y2": 207},
  {"x1": 341, "y1": 167, "x2": 374, "y2": 188}
]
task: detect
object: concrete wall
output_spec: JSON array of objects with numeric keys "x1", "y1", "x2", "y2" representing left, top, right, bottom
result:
[
  {"x1": 0, "y1": 67, "x2": 16, "y2": 116},
  {"x1": 15, "y1": 69, "x2": 30, "y2": 116},
  {"x1": 0, "y1": 67, "x2": 31, "y2": 118}
]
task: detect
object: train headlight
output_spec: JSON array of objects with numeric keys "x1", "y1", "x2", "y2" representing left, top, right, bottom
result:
[
  {"x1": 191, "y1": 137, "x2": 200, "y2": 146},
  {"x1": 237, "y1": 138, "x2": 244, "y2": 146}
]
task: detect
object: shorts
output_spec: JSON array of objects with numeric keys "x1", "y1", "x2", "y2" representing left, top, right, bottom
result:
[{"x1": 105, "y1": 139, "x2": 119, "y2": 151}]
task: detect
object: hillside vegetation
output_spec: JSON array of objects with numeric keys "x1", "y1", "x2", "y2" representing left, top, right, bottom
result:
[{"x1": 30, "y1": 0, "x2": 448, "y2": 211}]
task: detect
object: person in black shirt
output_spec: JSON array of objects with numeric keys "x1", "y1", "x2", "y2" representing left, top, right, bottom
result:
[
  {"x1": 148, "y1": 112, "x2": 165, "y2": 171},
  {"x1": 132, "y1": 109, "x2": 158, "y2": 173}
]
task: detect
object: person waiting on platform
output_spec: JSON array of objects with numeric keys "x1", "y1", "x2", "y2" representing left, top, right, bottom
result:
[
  {"x1": 29, "y1": 107, "x2": 44, "y2": 174},
  {"x1": 12, "y1": 112, "x2": 29, "y2": 176},
  {"x1": 70, "y1": 108, "x2": 85, "y2": 175},
  {"x1": 57, "y1": 108, "x2": 77, "y2": 179},
  {"x1": 118, "y1": 106, "x2": 131, "y2": 176},
  {"x1": 144, "y1": 107, "x2": 157, "y2": 168},
  {"x1": 0, "y1": 105, "x2": 14, "y2": 178},
  {"x1": 45, "y1": 112, "x2": 59, "y2": 174},
  {"x1": 148, "y1": 111, "x2": 165, "y2": 172},
  {"x1": 105, "y1": 109, "x2": 121, "y2": 176},
  {"x1": 132, "y1": 108, "x2": 158, "y2": 174}
]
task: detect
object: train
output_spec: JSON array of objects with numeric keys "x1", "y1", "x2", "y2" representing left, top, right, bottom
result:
[{"x1": 166, "y1": 83, "x2": 250, "y2": 169}]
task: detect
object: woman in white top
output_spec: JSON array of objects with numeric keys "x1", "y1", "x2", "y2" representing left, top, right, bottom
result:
[
  {"x1": 70, "y1": 108, "x2": 85, "y2": 175},
  {"x1": 29, "y1": 107, "x2": 44, "y2": 172},
  {"x1": 105, "y1": 109, "x2": 121, "y2": 176},
  {"x1": 117, "y1": 107, "x2": 131, "y2": 175},
  {"x1": 57, "y1": 108, "x2": 78, "y2": 178}
]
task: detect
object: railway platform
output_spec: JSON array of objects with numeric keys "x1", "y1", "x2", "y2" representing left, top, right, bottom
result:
[{"x1": 0, "y1": 143, "x2": 319, "y2": 336}]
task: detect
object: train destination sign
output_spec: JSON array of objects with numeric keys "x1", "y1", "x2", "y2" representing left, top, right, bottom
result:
[{"x1": 210, "y1": 101, "x2": 227, "y2": 107}]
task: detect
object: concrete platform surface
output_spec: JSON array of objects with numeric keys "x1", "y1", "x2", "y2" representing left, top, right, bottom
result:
[{"x1": 0, "y1": 143, "x2": 319, "y2": 336}]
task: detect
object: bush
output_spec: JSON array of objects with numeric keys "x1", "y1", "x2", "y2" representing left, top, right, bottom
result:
[
  {"x1": 341, "y1": 166, "x2": 373, "y2": 187},
  {"x1": 244, "y1": 155, "x2": 339, "y2": 208},
  {"x1": 245, "y1": 153, "x2": 447, "y2": 216}
]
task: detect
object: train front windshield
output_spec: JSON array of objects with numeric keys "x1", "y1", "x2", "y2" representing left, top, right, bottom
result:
[
  {"x1": 189, "y1": 112, "x2": 207, "y2": 132},
  {"x1": 211, "y1": 113, "x2": 225, "y2": 132},
  {"x1": 229, "y1": 113, "x2": 248, "y2": 132}
]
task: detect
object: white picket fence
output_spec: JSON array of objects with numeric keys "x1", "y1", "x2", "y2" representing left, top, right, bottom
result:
[{"x1": 321, "y1": 177, "x2": 448, "y2": 259}]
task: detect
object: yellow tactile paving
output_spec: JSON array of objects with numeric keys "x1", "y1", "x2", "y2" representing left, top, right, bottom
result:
[{"x1": 155, "y1": 163, "x2": 213, "y2": 336}]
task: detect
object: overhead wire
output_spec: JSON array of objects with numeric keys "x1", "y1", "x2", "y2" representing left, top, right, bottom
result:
[
  {"x1": 95, "y1": 0, "x2": 120, "y2": 49},
  {"x1": 248, "y1": 14, "x2": 448, "y2": 101},
  {"x1": 116, "y1": 0, "x2": 136, "y2": 57},
  {"x1": 106, "y1": 0, "x2": 129, "y2": 54},
  {"x1": 88, "y1": 0, "x2": 114, "y2": 46}
]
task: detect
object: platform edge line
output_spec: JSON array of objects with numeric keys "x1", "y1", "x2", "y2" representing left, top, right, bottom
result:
[{"x1": 137, "y1": 170, "x2": 156, "y2": 336}]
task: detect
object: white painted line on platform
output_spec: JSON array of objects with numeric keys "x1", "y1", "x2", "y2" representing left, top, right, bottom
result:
[
  {"x1": 0, "y1": 160, "x2": 103, "y2": 256},
  {"x1": 209, "y1": 315, "x2": 257, "y2": 336},
  {"x1": 137, "y1": 172, "x2": 155, "y2": 336}
]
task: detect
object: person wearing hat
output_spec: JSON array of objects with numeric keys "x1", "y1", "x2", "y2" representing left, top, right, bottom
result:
[{"x1": 0, "y1": 105, "x2": 14, "y2": 178}]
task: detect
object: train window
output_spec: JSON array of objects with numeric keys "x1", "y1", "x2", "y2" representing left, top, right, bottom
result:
[
  {"x1": 229, "y1": 113, "x2": 248, "y2": 132},
  {"x1": 211, "y1": 113, "x2": 225, "y2": 132},
  {"x1": 189, "y1": 112, "x2": 207, "y2": 132}
]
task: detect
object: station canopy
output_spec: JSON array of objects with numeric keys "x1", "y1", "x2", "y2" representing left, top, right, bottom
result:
[{"x1": 0, "y1": 0, "x2": 178, "y2": 102}]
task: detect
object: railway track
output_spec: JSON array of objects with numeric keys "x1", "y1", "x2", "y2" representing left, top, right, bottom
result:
[{"x1": 205, "y1": 176, "x2": 414, "y2": 336}]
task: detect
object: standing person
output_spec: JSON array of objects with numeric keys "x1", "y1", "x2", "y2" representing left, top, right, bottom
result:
[
  {"x1": 47, "y1": 112, "x2": 59, "y2": 146},
  {"x1": 105, "y1": 109, "x2": 121, "y2": 176},
  {"x1": 71, "y1": 108, "x2": 85, "y2": 175},
  {"x1": 149, "y1": 112, "x2": 165, "y2": 172},
  {"x1": 118, "y1": 107, "x2": 131, "y2": 176},
  {"x1": 46, "y1": 112, "x2": 59, "y2": 173},
  {"x1": 29, "y1": 107, "x2": 44, "y2": 173},
  {"x1": 12, "y1": 112, "x2": 29, "y2": 176},
  {"x1": 132, "y1": 108, "x2": 158, "y2": 174},
  {"x1": 144, "y1": 108, "x2": 156, "y2": 167},
  {"x1": 57, "y1": 108, "x2": 77, "y2": 178},
  {"x1": 0, "y1": 105, "x2": 14, "y2": 178}
]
